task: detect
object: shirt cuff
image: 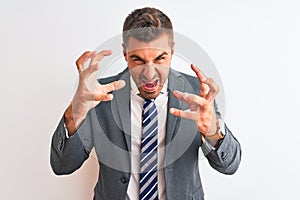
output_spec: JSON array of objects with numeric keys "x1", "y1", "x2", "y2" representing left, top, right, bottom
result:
[{"x1": 64, "y1": 123, "x2": 72, "y2": 138}]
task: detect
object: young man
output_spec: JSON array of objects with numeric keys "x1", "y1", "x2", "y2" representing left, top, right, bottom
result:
[{"x1": 51, "y1": 7, "x2": 241, "y2": 200}]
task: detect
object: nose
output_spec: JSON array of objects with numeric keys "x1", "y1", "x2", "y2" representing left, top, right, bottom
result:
[{"x1": 143, "y1": 63, "x2": 156, "y2": 80}]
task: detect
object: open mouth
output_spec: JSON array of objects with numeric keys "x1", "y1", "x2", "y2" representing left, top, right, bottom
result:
[{"x1": 142, "y1": 79, "x2": 159, "y2": 92}]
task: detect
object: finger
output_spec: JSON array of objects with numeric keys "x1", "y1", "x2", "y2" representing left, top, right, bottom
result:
[
  {"x1": 100, "y1": 80, "x2": 126, "y2": 93},
  {"x1": 83, "y1": 50, "x2": 113, "y2": 76},
  {"x1": 191, "y1": 64, "x2": 220, "y2": 100},
  {"x1": 173, "y1": 90, "x2": 206, "y2": 107},
  {"x1": 199, "y1": 82, "x2": 210, "y2": 97},
  {"x1": 90, "y1": 50, "x2": 113, "y2": 66},
  {"x1": 191, "y1": 64, "x2": 207, "y2": 83},
  {"x1": 86, "y1": 92, "x2": 113, "y2": 101},
  {"x1": 94, "y1": 93, "x2": 113, "y2": 101},
  {"x1": 203, "y1": 78, "x2": 220, "y2": 101},
  {"x1": 191, "y1": 64, "x2": 210, "y2": 97},
  {"x1": 82, "y1": 62, "x2": 100, "y2": 78},
  {"x1": 169, "y1": 108, "x2": 199, "y2": 121},
  {"x1": 76, "y1": 51, "x2": 96, "y2": 72}
]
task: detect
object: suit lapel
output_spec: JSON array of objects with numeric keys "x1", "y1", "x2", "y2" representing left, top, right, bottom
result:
[
  {"x1": 112, "y1": 69, "x2": 132, "y2": 152},
  {"x1": 165, "y1": 70, "x2": 185, "y2": 145}
]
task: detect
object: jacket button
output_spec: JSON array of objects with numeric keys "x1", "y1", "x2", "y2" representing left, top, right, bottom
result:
[
  {"x1": 120, "y1": 177, "x2": 129, "y2": 184},
  {"x1": 221, "y1": 152, "x2": 227, "y2": 160}
]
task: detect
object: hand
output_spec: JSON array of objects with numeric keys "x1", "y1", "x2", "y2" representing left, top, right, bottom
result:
[
  {"x1": 65, "y1": 50, "x2": 126, "y2": 135},
  {"x1": 169, "y1": 64, "x2": 220, "y2": 137}
]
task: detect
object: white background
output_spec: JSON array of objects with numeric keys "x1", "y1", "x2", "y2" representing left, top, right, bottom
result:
[{"x1": 1, "y1": 0, "x2": 300, "y2": 199}]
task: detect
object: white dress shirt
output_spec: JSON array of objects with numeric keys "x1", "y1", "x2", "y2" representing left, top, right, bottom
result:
[{"x1": 126, "y1": 76, "x2": 168, "y2": 200}]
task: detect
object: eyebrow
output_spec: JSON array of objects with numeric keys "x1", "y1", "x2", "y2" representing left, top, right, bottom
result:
[
  {"x1": 155, "y1": 52, "x2": 168, "y2": 59},
  {"x1": 129, "y1": 52, "x2": 168, "y2": 61}
]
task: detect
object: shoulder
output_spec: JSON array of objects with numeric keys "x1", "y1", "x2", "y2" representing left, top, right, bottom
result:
[
  {"x1": 170, "y1": 69, "x2": 200, "y2": 93},
  {"x1": 97, "y1": 68, "x2": 129, "y2": 85}
]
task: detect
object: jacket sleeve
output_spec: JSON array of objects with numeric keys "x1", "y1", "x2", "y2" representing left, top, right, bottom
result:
[
  {"x1": 50, "y1": 110, "x2": 95, "y2": 175},
  {"x1": 201, "y1": 123, "x2": 242, "y2": 175}
]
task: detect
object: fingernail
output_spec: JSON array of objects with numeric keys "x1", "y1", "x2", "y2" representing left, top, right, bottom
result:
[{"x1": 118, "y1": 80, "x2": 126, "y2": 88}]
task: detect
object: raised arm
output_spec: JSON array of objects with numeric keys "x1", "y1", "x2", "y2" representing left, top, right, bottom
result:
[
  {"x1": 169, "y1": 64, "x2": 241, "y2": 174},
  {"x1": 50, "y1": 50, "x2": 125, "y2": 175}
]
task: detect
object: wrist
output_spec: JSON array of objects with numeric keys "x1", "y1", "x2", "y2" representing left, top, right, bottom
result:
[
  {"x1": 203, "y1": 121, "x2": 224, "y2": 141},
  {"x1": 64, "y1": 105, "x2": 77, "y2": 136}
]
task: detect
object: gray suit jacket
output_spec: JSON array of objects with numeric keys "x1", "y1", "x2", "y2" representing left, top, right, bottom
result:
[{"x1": 50, "y1": 68, "x2": 241, "y2": 200}]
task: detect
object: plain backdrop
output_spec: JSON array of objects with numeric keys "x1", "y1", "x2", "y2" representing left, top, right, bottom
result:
[{"x1": 1, "y1": 0, "x2": 300, "y2": 199}]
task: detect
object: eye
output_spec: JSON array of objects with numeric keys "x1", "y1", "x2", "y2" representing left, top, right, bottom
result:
[
  {"x1": 133, "y1": 58, "x2": 144, "y2": 64},
  {"x1": 156, "y1": 56, "x2": 164, "y2": 60},
  {"x1": 155, "y1": 56, "x2": 167, "y2": 64}
]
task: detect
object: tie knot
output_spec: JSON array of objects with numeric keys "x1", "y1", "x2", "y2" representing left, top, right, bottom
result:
[{"x1": 143, "y1": 99, "x2": 154, "y2": 109}]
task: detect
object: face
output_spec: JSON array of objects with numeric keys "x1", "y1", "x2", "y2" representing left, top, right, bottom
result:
[{"x1": 123, "y1": 34, "x2": 174, "y2": 99}]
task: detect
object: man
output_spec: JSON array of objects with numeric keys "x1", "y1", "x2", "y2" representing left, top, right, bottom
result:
[{"x1": 51, "y1": 7, "x2": 241, "y2": 200}]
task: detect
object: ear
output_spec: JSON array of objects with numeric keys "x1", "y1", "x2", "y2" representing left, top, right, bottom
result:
[
  {"x1": 171, "y1": 42, "x2": 175, "y2": 55},
  {"x1": 122, "y1": 43, "x2": 128, "y2": 62}
]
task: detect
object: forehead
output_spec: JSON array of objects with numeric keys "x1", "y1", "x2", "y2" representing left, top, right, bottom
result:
[{"x1": 125, "y1": 34, "x2": 172, "y2": 53}]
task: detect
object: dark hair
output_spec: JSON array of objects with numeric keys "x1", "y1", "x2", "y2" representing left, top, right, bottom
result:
[{"x1": 122, "y1": 7, "x2": 173, "y2": 47}]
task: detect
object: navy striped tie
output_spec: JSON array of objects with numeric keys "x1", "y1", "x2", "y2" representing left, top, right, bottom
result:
[{"x1": 139, "y1": 99, "x2": 158, "y2": 200}]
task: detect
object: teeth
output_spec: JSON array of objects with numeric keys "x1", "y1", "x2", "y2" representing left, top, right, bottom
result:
[{"x1": 142, "y1": 80, "x2": 158, "y2": 90}]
